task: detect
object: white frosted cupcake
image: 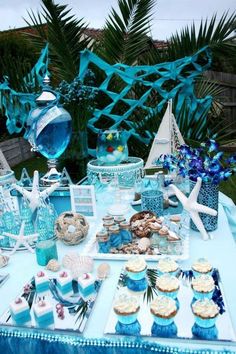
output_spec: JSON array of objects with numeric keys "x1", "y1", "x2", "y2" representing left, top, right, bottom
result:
[
  {"x1": 192, "y1": 258, "x2": 213, "y2": 277},
  {"x1": 192, "y1": 299, "x2": 219, "y2": 328},
  {"x1": 156, "y1": 274, "x2": 180, "y2": 299},
  {"x1": 113, "y1": 293, "x2": 140, "y2": 325},
  {"x1": 125, "y1": 256, "x2": 147, "y2": 292},
  {"x1": 157, "y1": 258, "x2": 179, "y2": 276},
  {"x1": 191, "y1": 275, "x2": 215, "y2": 300},
  {"x1": 150, "y1": 295, "x2": 178, "y2": 326},
  {"x1": 125, "y1": 257, "x2": 147, "y2": 280}
]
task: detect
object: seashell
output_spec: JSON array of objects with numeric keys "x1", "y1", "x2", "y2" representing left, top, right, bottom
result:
[
  {"x1": 97, "y1": 263, "x2": 110, "y2": 279},
  {"x1": 62, "y1": 253, "x2": 93, "y2": 279},
  {"x1": 138, "y1": 237, "x2": 151, "y2": 251},
  {"x1": 0, "y1": 255, "x2": 9, "y2": 268},
  {"x1": 46, "y1": 259, "x2": 60, "y2": 272}
]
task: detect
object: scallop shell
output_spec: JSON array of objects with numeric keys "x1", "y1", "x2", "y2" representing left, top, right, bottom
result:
[
  {"x1": 137, "y1": 237, "x2": 151, "y2": 252},
  {"x1": 62, "y1": 253, "x2": 94, "y2": 279},
  {"x1": 0, "y1": 255, "x2": 9, "y2": 268},
  {"x1": 46, "y1": 259, "x2": 60, "y2": 272},
  {"x1": 97, "y1": 263, "x2": 110, "y2": 279}
]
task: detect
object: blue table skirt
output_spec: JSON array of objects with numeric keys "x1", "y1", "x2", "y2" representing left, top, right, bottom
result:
[{"x1": 1, "y1": 328, "x2": 235, "y2": 354}]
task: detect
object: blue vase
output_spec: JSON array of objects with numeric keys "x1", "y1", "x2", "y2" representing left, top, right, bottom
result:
[{"x1": 189, "y1": 180, "x2": 218, "y2": 232}]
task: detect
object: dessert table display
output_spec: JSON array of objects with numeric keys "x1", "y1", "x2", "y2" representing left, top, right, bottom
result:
[{"x1": 0, "y1": 188, "x2": 236, "y2": 354}]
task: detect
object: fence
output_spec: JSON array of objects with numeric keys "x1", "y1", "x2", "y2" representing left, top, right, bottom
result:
[
  {"x1": 0, "y1": 137, "x2": 34, "y2": 167},
  {"x1": 204, "y1": 70, "x2": 236, "y2": 130}
]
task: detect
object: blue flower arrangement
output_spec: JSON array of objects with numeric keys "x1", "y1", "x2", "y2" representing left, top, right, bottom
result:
[{"x1": 156, "y1": 139, "x2": 236, "y2": 185}]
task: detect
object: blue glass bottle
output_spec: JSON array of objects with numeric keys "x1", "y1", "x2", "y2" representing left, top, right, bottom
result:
[{"x1": 20, "y1": 198, "x2": 34, "y2": 235}]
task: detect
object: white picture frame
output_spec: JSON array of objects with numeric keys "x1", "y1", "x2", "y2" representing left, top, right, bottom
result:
[{"x1": 70, "y1": 185, "x2": 97, "y2": 219}]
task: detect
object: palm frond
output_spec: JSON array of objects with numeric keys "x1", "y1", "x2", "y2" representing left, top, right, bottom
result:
[
  {"x1": 100, "y1": 0, "x2": 155, "y2": 65},
  {"x1": 167, "y1": 12, "x2": 236, "y2": 60},
  {"x1": 25, "y1": 0, "x2": 91, "y2": 82}
]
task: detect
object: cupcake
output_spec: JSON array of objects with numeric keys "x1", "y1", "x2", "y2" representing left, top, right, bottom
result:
[
  {"x1": 113, "y1": 293, "x2": 140, "y2": 325},
  {"x1": 150, "y1": 295, "x2": 178, "y2": 326},
  {"x1": 113, "y1": 293, "x2": 141, "y2": 335},
  {"x1": 156, "y1": 274, "x2": 180, "y2": 299},
  {"x1": 125, "y1": 257, "x2": 147, "y2": 292},
  {"x1": 157, "y1": 258, "x2": 179, "y2": 276},
  {"x1": 125, "y1": 257, "x2": 147, "y2": 280},
  {"x1": 191, "y1": 275, "x2": 215, "y2": 300},
  {"x1": 192, "y1": 258, "x2": 213, "y2": 277},
  {"x1": 192, "y1": 299, "x2": 219, "y2": 328}
]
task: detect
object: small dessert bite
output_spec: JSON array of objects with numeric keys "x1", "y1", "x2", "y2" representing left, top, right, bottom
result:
[
  {"x1": 113, "y1": 293, "x2": 140, "y2": 325},
  {"x1": 57, "y1": 271, "x2": 73, "y2": 297},
  {"x1": 35, "y1": 271, "x2": 49, "y2": 294},
  {"x1": 113, "y1": 293, "x2": 141, "y2": 335},
  {"x1": 150, "y1": 295, "x2": 178, "y2": 326},
  {"x1": 10, "y1": 297, "x2": 31, "y2": 324},
  {"x1": 157, "y1": 258, "x2": 179, "y2": 276},
  {"x1": 192, "y1": 258, "x2": 213, "y2": 277},
  {"x1": 33, "y1": 298, "x2": 54, "y2": 327},
  {"x1": 192, "y1": 299, "x2": 219, "y2": 329},
  {"x1": 125, "y1": 256, "x2": 147, "y2": 292},
  {"x1": 156, "y1": 274, "x2": 180, "y2": 299},
  {"x1": 77, "y1": 273, "x2": 95, "y2": 301},
  {"x1": 191, "y1": 274, "x2": 215, "y2": 300}
]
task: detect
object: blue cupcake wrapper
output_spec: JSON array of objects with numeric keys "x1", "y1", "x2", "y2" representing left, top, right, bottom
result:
[
  {"x1": 192, "y1": 269, "x2": 213, "y2": 278},
  {"x1": 194, "y1": 315, "x2": 218, "y2": 328},
  {"x1": 151, "y1": 321, "x2": 177, "y2": 337},
  {"x1": 126, "y1": 269, "x2": 147, "y2": 280},
  {"x1": 115, "y1": 319, "x2": 141, "y2": 335},
  {"x1": 152, "y1": 314, "x2": 175, "y2": 326},
  {"x1": 157, "y1": 289, "x2": 179, "y2": 299},
  {"x1": 192, "y1": 289, "x2": 214, "y2": 300},
  {"x1": 116, "y1": 312, "x2": 138, "y2": 325},
  {"x1": 126, "y1": 277, "x2": 148, "y2": 292},
  {"x1": 192, "y1": 323, "x2": 218, "y2": 339}
]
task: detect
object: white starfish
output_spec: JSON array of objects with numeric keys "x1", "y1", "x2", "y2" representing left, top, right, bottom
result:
[
  {"x1": 12, "y1": 170, "x2": 59, "y2": 213},
  {"x1": 169, "y1": 177, "x2": 217, "y2": 241},
  {"x1": 3, "y1": 221, "x2": 38, "y2": 255}
]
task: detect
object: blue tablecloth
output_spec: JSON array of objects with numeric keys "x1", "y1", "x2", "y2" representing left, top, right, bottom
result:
[{"x1": 0, "y1": 192, "x2": 236, "y2": 354}]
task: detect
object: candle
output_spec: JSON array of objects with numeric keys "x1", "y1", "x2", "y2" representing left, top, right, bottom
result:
[{"x1": 36, "y1": 240, "x2": 58, "y2": 266}]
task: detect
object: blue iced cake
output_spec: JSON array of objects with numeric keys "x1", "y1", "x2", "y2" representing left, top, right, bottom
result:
[
  {"x1": 57, "y1": 271, "x2": 73, "y2": 297},
  {"x1": 77, "y1": 273, "x2": 95, "y2": 301},
  {"x1": 10, "y1": 297, "x2": 31, "y2": 324},
  {"x1": 35, "y1": 271, "x2": 49, "y2": 294},
  {"x1": 191, "y1": 274, "x2": 215, "y2": 300},
  {"x1": 192, "y1": 299, "x2": 219, "y2": 329},
  {"x1": 33, "y1": 299, "x2": 54, "y2": 327},
  {"x1": 192, "y1": 258, "x2": 213, "y2": 278}
]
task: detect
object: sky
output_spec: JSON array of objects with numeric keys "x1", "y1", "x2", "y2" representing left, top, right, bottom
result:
[{"x1": 0, "y1": 0, "x2": 235, "y2": 40}]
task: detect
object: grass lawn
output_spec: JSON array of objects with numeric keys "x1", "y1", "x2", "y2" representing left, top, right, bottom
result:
[{"x1": 12, "y1": 156, "x2": 236, "y2": 204}]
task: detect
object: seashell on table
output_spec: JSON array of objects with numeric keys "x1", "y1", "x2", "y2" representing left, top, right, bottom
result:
[{"x1": 0, "y1": 255, "x2": 9, "y2": 268}]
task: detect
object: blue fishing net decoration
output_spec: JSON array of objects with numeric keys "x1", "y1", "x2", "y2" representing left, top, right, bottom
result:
[
  {"x1": 0, "y1": 45, "x2": 49, "y2": 134},
  {"x1": 79, "y1": 47, "x2": 212, "y2": 156}
]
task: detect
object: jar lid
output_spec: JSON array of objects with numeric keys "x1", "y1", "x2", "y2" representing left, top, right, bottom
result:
[
  {"x1": 102, "y1": 215, "x2": 114, "y2": 222},
  {"x1": 109, "y1": 225, "x2": 119, "y2": 233},
  {"x1": 103, "y1": 220, "x2": 114, "y2": 226},
  {"x1": 96, "y1": 230, "x2": 108, "y2": 237},
  {"x1": 114, "y1": 216, "x2": 126, "y2": 223},
  {"x1": 120, "y1": 221, "x2": 130, "y2": 229}
]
